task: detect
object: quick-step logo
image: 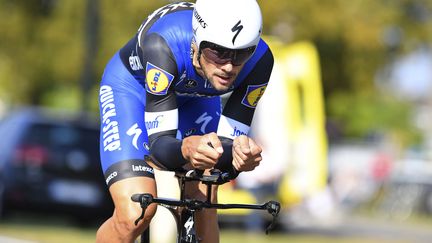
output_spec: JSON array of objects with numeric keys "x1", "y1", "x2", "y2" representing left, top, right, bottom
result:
[{"x1": 100, "y1": 85, "x2": 121, "y2": 152}]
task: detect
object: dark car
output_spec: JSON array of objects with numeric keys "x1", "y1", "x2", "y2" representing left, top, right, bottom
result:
[{"x1": 0, "y1": 106, "x2": 113, "y2": 223}]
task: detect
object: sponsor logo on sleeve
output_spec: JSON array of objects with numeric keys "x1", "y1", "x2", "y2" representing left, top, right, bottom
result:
[
  {"x1": 241, "y1": 83, "x2": 267, "y2": 108},
  {"x1": 216, "y1": 115, "x2": 250, "y2": 139},
  {"x1": 145, "y1": 115, "x2": 164, "y2": 131},
  {"x1": 129, "y1": 52, "x2": 143, "y2": 71},
  {"x1": 132, "y1": 164, "x2": 154, "y2": 174},
  {"x1": 145, "y1": 109, "x2": 178, "y2": 136},
  {"x1": 230, "y1": 126, "x2": 247, "y2": 137},
  {"x1": 105, "y1": 171, "x2": 118, "y2": 185},
  {"x1": 99, "y1": 85, "x2": 121, "y2": 152},
  {"x1": 145, "y1": 62, "x2": 174, "y2": 95}
]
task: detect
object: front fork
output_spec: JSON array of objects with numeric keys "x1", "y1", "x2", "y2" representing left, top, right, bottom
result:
[{"x1": 163, "y1": 205, "x2": 200, "y2": 243}]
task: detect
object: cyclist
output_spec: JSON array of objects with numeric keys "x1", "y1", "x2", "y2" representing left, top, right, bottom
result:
[{"x1": 96, "y1": 0, "x2": 274, "y2": 242}]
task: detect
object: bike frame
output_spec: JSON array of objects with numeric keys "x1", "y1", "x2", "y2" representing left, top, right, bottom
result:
[{"x1": 132, "y1": 169, "x2": 281, "y2": 243}]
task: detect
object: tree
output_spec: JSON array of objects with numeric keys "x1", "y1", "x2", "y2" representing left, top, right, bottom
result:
[{"x1": 0, "y1": 0, "x2": 428, "y2": 144}]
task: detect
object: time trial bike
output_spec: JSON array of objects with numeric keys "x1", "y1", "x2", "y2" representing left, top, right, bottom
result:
[{"x1": 132, "y1": 168, "x2": 281, "y2": 243}]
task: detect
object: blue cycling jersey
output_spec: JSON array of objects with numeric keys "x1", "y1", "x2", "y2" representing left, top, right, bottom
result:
[{"x1": 98, "y1": 2, "x2": 274, "y2": 187}]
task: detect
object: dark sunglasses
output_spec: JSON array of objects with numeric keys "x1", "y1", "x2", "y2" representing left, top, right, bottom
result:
[{"x1": 199, "y1": 41, "x2": 256, "y2": 66}]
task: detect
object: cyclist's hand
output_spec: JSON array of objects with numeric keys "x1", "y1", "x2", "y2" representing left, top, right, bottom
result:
[
  {"x1": 232, "y1": 135, "x2": 262, "y2": 172},
  {"x1": 181, "y1": 132, "x2": 223, "y2": 170}
]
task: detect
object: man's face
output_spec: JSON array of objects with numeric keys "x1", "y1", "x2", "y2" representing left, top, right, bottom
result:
[
  {"x1": 192, "y1": 42, "x2": 255, "y2": 91},
  {"x1": 199, "y1": 50, "x2": 245, "y2": 91}
]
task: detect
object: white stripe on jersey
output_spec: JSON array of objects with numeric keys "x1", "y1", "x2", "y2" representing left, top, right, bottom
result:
[
  {"x1": 217, "y1": 115, "x2": 250, "y2": 140},
  {"x1": 145, "y1": 109, "x2": 178, "y2": 136}
]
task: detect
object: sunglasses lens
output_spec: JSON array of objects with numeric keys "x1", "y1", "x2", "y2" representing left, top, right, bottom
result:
[
  {"x1": 202, "y1": 48, "x2": 230, "y2": 64},
  {"x1": 200, "y1": 42, "x2": 256, "y2": 66},
  {"x1": 232, "y1": 48, "x2": 255, "y2": 65}
]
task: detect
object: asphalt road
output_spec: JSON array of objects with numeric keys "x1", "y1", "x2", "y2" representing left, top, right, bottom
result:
[{"x1": 287, "y1": 215, "x2": 432, "y2": 243}]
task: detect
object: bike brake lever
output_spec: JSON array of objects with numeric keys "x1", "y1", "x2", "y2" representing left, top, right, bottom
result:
[
  {"x1": 134, "y1": 209, "x2": 145, "y2": 226},
  {"x1": 131, "y1": 193, "x2": 154, "y2": 226},
  {"x1": 265, "y1": 201, "x2": 281, "y2": 234}
]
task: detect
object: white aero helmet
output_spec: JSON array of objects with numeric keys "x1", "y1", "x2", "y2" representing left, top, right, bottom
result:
[{"x1": 192, "y1": 0, "x2": 263, "y2": 50}]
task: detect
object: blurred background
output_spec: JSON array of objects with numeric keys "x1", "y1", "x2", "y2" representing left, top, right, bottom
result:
[{"x1": 1, "y1": 0, "x2": 432, "y2": 242}]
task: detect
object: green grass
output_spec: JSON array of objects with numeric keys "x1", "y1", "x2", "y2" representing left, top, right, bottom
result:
[
  {"x1": 0, "y1": 222, "x2": 410, "y2": 243},
  {"x1": 0, "y1": 212, "x2": 422, "y2": 243},
  {"x1": 0, "y1": 226, "x2": 412, "y2": 243},
  {"x1": 0, "y1": 223, "x2": 96, "y2": 243},
  {"x1": 0, "y1": 215, "x2": 96, "y2": 243}
]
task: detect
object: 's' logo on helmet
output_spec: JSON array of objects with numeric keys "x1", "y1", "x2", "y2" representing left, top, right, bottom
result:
[{"x1": 231, "y1": 20, "x2": 243, "y2": 45}]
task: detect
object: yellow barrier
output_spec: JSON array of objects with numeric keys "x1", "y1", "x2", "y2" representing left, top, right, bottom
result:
[
  {"x1": 218, "y1": 37, "x2": 328, "y2": 213},
  {"x1": 276, "y1": 40, "x2": 328, "y2": 205}
]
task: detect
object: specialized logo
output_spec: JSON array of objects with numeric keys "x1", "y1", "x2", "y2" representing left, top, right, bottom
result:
[
  {"x1": 184, "y1": 128, "x2": 196, "y2": 137},
  {"x1": 231, "y1": 20, "x2": 243, "y2": 45},
  {"x1": 185, "y1": 79, "x2": 197, "y2": 89},
  {"x1": 193, "y1": 9, "x2": 207, "y2": 28},
  {"x1": 241, "y1": 83, "x2": 267, "y2": 108},
  {"x1": 195, "y1": 112, "x2": 213, "y2": 134},
  {"x1": 126, "y1": 123, "x2": 142, "y2": 150},
  {"x1": 184, "y1": 216, "x2": 194, "y2": 234},
  {"x1": 145, "y1": 62, "x2": 174, "y2": 95},
  {"x1": 100, "y1": 85, "x2": 121, "y2": 152}
]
